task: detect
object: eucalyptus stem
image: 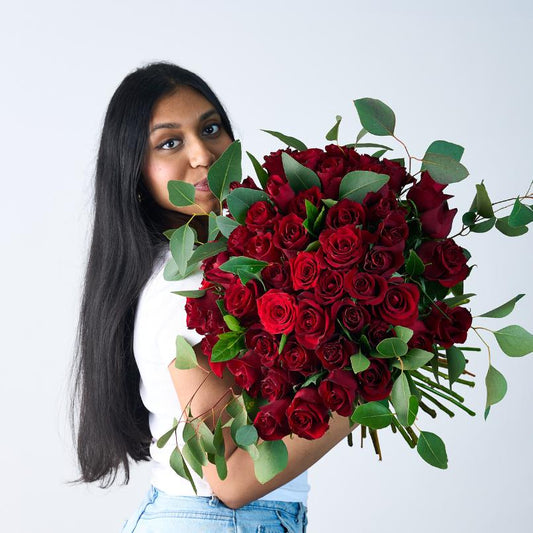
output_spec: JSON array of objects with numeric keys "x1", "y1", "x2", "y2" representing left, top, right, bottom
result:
[
  {"x1": 390, "y1": 416, "x2": 416, "y2": 448},
  {"x1": 412, "y1": 370, "x2": 465, "y2": 402},
  {"x1": 414, "y1": 380, "x2": 476, "y2": 416}
]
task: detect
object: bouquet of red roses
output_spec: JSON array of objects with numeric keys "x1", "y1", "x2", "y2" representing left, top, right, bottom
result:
[{"x1": 157, "y1": 98, "x2": 533, "y2": 491}]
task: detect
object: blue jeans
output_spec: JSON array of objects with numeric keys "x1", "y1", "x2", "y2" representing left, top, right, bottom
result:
[{"x1": 121, "y1": 485, "x2": 308, "y2": 532}]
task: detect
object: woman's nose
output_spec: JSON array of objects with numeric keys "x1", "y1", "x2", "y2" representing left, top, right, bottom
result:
[{"x1": 187, "y1": 137, "x2": 215, "y2": 168}]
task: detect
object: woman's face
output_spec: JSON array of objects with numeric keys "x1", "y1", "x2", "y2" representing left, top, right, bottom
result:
[{"x1": 142, "y1": 85, "x2": 233, "y2": 219}]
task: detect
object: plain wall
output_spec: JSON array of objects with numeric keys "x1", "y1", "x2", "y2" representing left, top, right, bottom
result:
[{"x1": 1, "y1": 1, "x2": 532, "y2": 531}]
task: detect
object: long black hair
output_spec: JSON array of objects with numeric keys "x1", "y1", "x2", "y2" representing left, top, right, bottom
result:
[{"x1": 68, "y1": 61, "x2": 235, "y2": 488}]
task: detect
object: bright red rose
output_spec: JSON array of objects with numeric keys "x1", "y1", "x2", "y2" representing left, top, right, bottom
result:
[
  {"x1": 254, "y1": 398, "x2": 291, "y2": 441},
  {"x1": 227, "y1": 225, "x2": 253, "y2": 256},
  {"x1": 288, "y1": 186, "x2": 324, "y2": 219},
  {"x1": 261, "y1": 368, "x2": 293, "y2": 401},
  {"x1": 314, "y1": 268, "x2": 346, "y2": 305},
  {"x1": 280, "y1": 336, "x2": 321, "y2": 376},
  {"x1": 318, "y1": 225, "x2": 367, "y2": 269},
  {"x1": 200, "y1": 334, "x2": 227, "y2": 378},
  {"x1": 224, "y1": 277, "x2": 259, "y2": 319},
  {"x1": 344, "y1": 271, "x2": 388, "y2": 305},
  {"x1": 226, "y1": 350, "x2": 263, "y2": 397},
  {"x1": 273, "y1": 213, "x2": 310, "y2": 258},
  {"x1": 287, "y1": 387, "x2": 330, "y2": 439},
  {"x1": 261, "y1": 261, "x2": 293, "y2": 291},
  {"x1": 295, "y1": 295, "x2": 334, "y2": 350},
  {"x1": 330, "y1": 298, "x2": 371, "y2": 335},
  {"x1": 425, "y1": 301, "x2": 472, "y2": 348},
  {"x1": 316, "y1": 335, "x2": 358, "y2": 371},
  {"x1": 325, "y1": 198, "x2": 366, "y2": 229},
  {"x1": 289, "y1": 251, "x2": 321, "y2": 291},
  {"x1": 266, "y1": 174, "x2": 295, "y2": 213},
  {"x1": 185, "y1": 289, "x2": 227, "y2": 336},
  {"x1": 245, "y1": 200, "x2": 279, "y2": 231},
  {"x1": 377, "y1": 280, "x2": 420, "y2": 327},
  {"x1": 318, "y1": 369, "x2": 359, "y2": 416},
  {"x1": 257, "y1": 289, "x2": 297, "y2": 335},
  {"x1": 362, "y1": 241, "x2": 405, "y2": 278},
  {"x1": 417, "y1": 239, "x2": 470, "y2": 288},
  {"x1": 358, "y1": 358, "x2": 393, "y2": 401},
  {"x1": 244, "y1": 232, "x2": 282, "y2": 262}
]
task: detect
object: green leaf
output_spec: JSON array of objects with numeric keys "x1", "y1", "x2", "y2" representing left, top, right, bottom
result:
[
  {"x1": 356, "y1": 127, "x2": 367, "y2": 143},
  {"x1": 163, "y1": 228, "x2": 176, "y2": 240},
  {"x1": 167, "y1": 180, "x2": 196, "y2": 207},
  {"x1": 478, "y1": 294, "x2": 525, "y2": 318},
  {"x1": 474, "y1": 183, "x2": 495, "y2": 218},
  {"x1": 407, "y1": 395, "x2": 419, "y2": 426},
  {"x1": 354, "y1": 142, "x2": 395, "y2": 151},
  {"x1": 469, "y1": 217, "x2": 496, "y2": 233},
  {"x1": 298, "y1": 370, "x2": 327, "y2": 389},
  {"x1": 225, "y1": 187, "x2": 271, "y2": 224},
  {"x1": 322, "y1": 198, "x2": 337, "y2": 208},
  {"x1": 170, "y1": 224, "x2": 196, "y2": 276},
  {"x1": 223, "y1": 314, "x2": 244, "y2": 332},
  {"x1": 391, "y1": 348, "x2": 434, "y2": 371},
  {"x1": 391, "y1": 373, "x2": 410, "y2": 426},
  {"x1": 509, "y1": 198, "x2": 533, "y2": 227},
  {"x1": 211, "y1": 332, "x2": 246, "y2": 362},
  {"x1": 246, "y1": 151, "x2": 269, "y2": 189},
  {"x1": 338, "y1": 170, "x2": 390, "y2": 203},
  {"x1": 424, "y1": 140, "x2": 465, "y2": 162},
  {"x1": 371, "y1": 148, "x2": 388, "y2": 159},
  {"x1": 281, "y1": 152, "x2": 322, "y2": 193},
  {"x1": 326, "y1": 115, "x2": 342, "y2": 141},
  {"x1": 417, "y1": 431, "x2": 448, "y2": 469},
  {"x1": 462, "y1": 211, "x2": 477, "y2": 227},
  {"x1": 446, "y1": 346, "x2": 466, "y2": 388},
  {"x1": 442, "y1": 293, "x2": 476, "y2": 308},
  {"x1": 420, "y1": 152, "x2": 469, "y2": 184},
  {"x1": 495, "y1": 216, "x2": 529, "y2": 237},
  {"x1": 207, "y1": 212, "x2": 220, "y2": 241},
  {"x1": 493, "y1": 325, "x2": 533, "y2": 357},
  {"x1": 394, "y1": 326, "x2": 414, "y2": 343},
  {"x1": 195, "y1": 420, "x2": 217, "y2": 455},
  {"x1": 350, "y1": 352, "x2": 371, "y2": 374},
  {"x1": 353, "y1": 97, "x2": 396, "y2": 136},
  {"x1": 216, "y1": 215, "x2": 241, "y2": 238},
  {"x1": 170, "y1": 447, "x2": 197, "y2": 494},
  {"x1": 215, "y1": 453, "x2": 227, "y2": 480},
  {"x1": 171, "y1": 289, "x2": 206, "y2": 298},
  {"x1": 163, "y1": 255, "x2": 198, "y2": 281},
  {"x1": 182, "y1": 439, "x2": 206, "y2": 477},
  {"x1": 156, "y1": 422, "x2": 178, "y2": 449},
  {"x1": 376, "y1": 337, "x2": 408, "y2": 358},
  {"x1": 485, "y1": 365, "x2": 507, "y2": 415},
  {"x1": 188, "y1": 240, "x2": 227, "y2": 266},
  {"x1": 218, "y1": 256, "x2": 269, "y2": 278},
  {"x1": 254, "y1": 440, "x2": 289, "y2": 484},
  {"x1": 174, "y1": 335, "x2": 198, "y2": 369},
  {"x1": 207, "y1": 140, "x2": 242, "y2": 201},
  {"x1": 260, "y1": 129, "x2": 307, "y2": 151},
  {"x1": 405, "y1": 249, "x2": 425, "y2": 277},
  {"x1": 213, "y1": 417, "x2": 225, "y2": 456},
  {"x1": 350, "y1": 401, "x2": 393, "y2": 429},
  {"x1": 235, "y1": 425, "x2": 259, "y2": 447}
]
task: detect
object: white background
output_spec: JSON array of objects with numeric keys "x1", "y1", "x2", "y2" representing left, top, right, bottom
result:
[{"x1": 1, "y1": 1, "x2": 532, "y2": 531}]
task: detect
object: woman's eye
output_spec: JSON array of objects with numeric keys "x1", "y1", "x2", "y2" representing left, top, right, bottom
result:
[
  {"x1": 204, "y1": 123, "x2": 221, "y2": 136},
  {"x1": 159, "y1": 138, "x2": 181, "y2": 150}
]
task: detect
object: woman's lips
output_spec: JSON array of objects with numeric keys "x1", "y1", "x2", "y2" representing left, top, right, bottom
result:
[{"x1": 194, "y1": 178, "x2": 211, "y2": 192}]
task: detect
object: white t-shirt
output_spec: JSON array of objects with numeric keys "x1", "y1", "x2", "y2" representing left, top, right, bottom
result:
[{"x1": 132, "y1": 246, "x2": 310, "y2": 504}]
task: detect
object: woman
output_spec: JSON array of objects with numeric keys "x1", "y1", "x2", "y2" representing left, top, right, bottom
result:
[{"x1": 70, "y1": 61, "x2": 357, "y2": 532}]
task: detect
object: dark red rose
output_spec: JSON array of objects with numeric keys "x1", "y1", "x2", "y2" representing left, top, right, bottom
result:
[
  {"x1": 224, "y1": 277, "x2": 259, "y2": 319},
  {"x1": 363, "y1": 185, "x2": 399, "y2": 223},
  {"x1": 362, "y1": 241, "x2": 405, "y2": 278},
  {"x1": 379, "y1": 158, "x2": 416, "y2": 193},
  {"x1": 200, "y1": 334, "x2": 227, "y2": 378},
  {"x1": 226, "y1": 350, "x2": 263, "y2": 397},
  {"x1": 256, "y1": 289, "x2": 297, "y2": 335},
  {"x1": 245, "y1": 200, "x2": 279, "y2": 232},
  {"x1": 407, "y1": 171, "x2": 457, "y2": 239},
  {"x1": 263, "y1": 148, "x2": 295, "y2": 177},
  {"x1": 316, "y1": 335, "x2": 358, "y2": 371},
  {"x1": 245, "y1": 326, "x2": 279, "y2": 368},
  {"x1": 425, "y1": 301, "x2": 472, "y2": 348},
  {"x1": 231, "y1": 176, "x2": 261, "y2": 191},
  {"x1": 266, "y1": 174, "x2": 296, "y2": 213},
  {"x1": 330, "y1": 298, "x2": 371, "y2": 335},
  {"x1": 288, "y1": 186, "x2": 324, "y2": 219},
  {"x1": 261, "y1": 261, "x2": 293, "y2": 291},
  {"x1": 344, "y1": 271, "x2": 388, "y2": 305},
  {"x1": 318, "y1": 369, "x2": 359, "y2": 416},
  {"x1": 318, "y1": 225, "x2": 367, "y2": 269},
  {"x1": 408, "y1": 320, "x2": 435, "y2": 352},
  {"x1": 244, "y1": 232, "x2": 282, "y2": 262},
  {"x1": 295, "y1": 295, "x2": 334, "y2": 350},
  {"x1": 289, "y1": 251, "x2": 321, "y2": 291},
  {"x1": 254, "y1": 398, "x2": 291, "y2": 441},
  {"x1": 261, "y1": 368, "x2": 293, "y2": 401},
  {"x1": 358, "y1": 358, "x2": 393, "y2": 401},
  {"x1": 366, "y1": 319, "x2": 393, "y2": 347},
  {"x1": 292, "y1": 148, "x2": 325, "y2": 171},
  {"x1": 185, "y1": 289, "x2": 227, "y2": 336},
  {"x1": 287, "y1": 387, "x2": 330, "y2": 439},
  {"x1": 227, "y1": 225, "x2": 253, "y2": 256},
  {"x1": 325, "y1": 198, "x2": 366, "y2": 230},
  {"x1": 280, "y1": 335, "x2": 321, "y2": 376},
  {"x1": 314, "y1": 268, "x2": 345, "y2": 305},
  {"x1": 203, "y1": 251, "x2": 237, "y2": 286},
  {"x1": 377, "y1": 209, "x2": 409, "y2": 247},
  {"x1": 273, "y1": 213, "x2": 310, "y2": 258},
  {"x1": 417, "y1": 239, "x2": 470, "y2": 288},
  {"x1": 377, "y1": 280, "x2": 420, "y2": 327}
]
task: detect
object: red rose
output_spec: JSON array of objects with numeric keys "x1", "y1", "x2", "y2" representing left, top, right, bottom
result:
[
  {"x1": 292, "y1": 147, "x2": 325, "y2": 171},
  {"x1": 363, "y1": 185, "x2": 399, "y2": 223},
  {"x1": 377, "y1": 280, "x2": 420, "y2": 327},
  {"x1": 377, "y1": 209, "x2": 409, "y2": 247},
  {"x1": 287, "y1": 387, "x2": 330, "y2": 439},
  {"x1": 425, "y1": 301, "x2": 472, "y2": 348},
  {"x1": 254, "y1": 398, "x2": 291, "y2": 441},
  {"x1": 280, "y1": 336, "x2": 321, "y2": 376},
  {"x1": 344, "y1": 271, "x2": 388, "y2": 305},
  {"x1": 358, "y1": 358, "x2": 393, "y2": 401},
  {"x1": 295, "y1": 295, "x2": 334, "y2": 350},
  {"x1": 224, "y1": 277, "x2": 259, "y2": 319},
  {"x1": 408, "y1": 320, "x2": 435, "y2": 352},
  {"x1": 203, "y1": 251, "x2": 237, "y2": 286},
  {"x1": 261, "y1": 261, "x2": 293, "y2": 291},
  {"x1": 245, "y1": 326, "x2": 279, "y2": 368},
  {"x1": 314, "y1": 268, "x2": 346, "y2": 305},
  {"x1": 200, "y1": 334, "x2": 227, "y2": 378},
  {"x1": 289, "y1": 251, "x2": 321, "y2": 291},
  {"x1": 417, "y1": 239, "x2": 470, "y2": 288},
  {"x1": 366, "y1": 319, "x2": 393, "y2": 347},
  {"x1": 226, "y1": 350, "x2": 263, "y2": 397},
  {"x1": 318, "y1": 225, "x2": 367, "y2": 269},
  {"x1": 256, "y1": 289, "x2": 297, "y2": 335},
  {"x1": 273, "y1": 213, "x2": 310, "y2": 258},
  {"x1": 262, "y1": 148, "x2": 295, "y2": 177},
  {"x1": 379, "y1": 158, "x2": 416, "y2": 193},
  {"x1": 185, "y1": 289, "x2": 227, "y2": 336},
  {"x1": 260, "y1": 368, "x2": 293, "y2": 401},
  {"x1": 227, "y1": 225, "x2": 253, "y2": 256},
  {"x1": 245, "y1": 200, "x2": 278, "y2": 232},
  {"x1": 318, "y1": 369, "x2": 359, "y2": 416},
  {"x1": 330, "y1": 298, "x2": 371, "y2": 335},
  {"x1": 244, "y1": 232, "x2": 282, "y2": 262},
  {"x1": 362, "y1": 241, "x2": 405, "y2": 278},
  {"x1": 316, "y1": 335, "x2": 358, "y2": 371},
  {"x1": 325, "y1": 198, "x2": 366, "y2": 230},
  {"x1": 266, "y1": 174, "x2": 295, "y2": 213},
  {"x1": 288, "y1": 186, "x2": 324, "y2": 219}
]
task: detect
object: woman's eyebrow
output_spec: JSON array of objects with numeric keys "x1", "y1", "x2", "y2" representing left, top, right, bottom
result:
[{"x1": 150, "y1": 109, "x2": 218, "y2": 134}]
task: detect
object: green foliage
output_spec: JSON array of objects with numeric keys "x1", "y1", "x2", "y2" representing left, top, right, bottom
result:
[
  {"x1": 260, "y1": 129, "x2": 308, "y2": 151},
  {"x1": 218, "y1": 256, "x2": 270, "y2": 285},
  {"x1": 207, "y1": 140, "x2": 242, "y2": 201},
  {"x1": 170, "y1": 447, "x2": 197, "y2": 494},
  {"x1": 170, "y1": 224, "x2": 196, "y2": 276},
  {"x1": 509, "y1": 198, "x2": 533, "y2": 227},
  {"x1": 254, "y1": 440, "x2": 289, "y2": 484},
  {"x1": 351, "y1": 401, "x2": 393, "y2": 429},
  {"x1": 485, "y1": 365, "x2": 507, "y2": 418},
  {"x1": 338, "y1": 170, "x2": 390, "y2": 203},
  {"x1": 174, "y1": 335, "x2": 198, "y2": 369},
  {"x1": 246, "y1": 151, "x2": 269, "y2": 189},
  {"x1": 420, "y1": 152, "x2": 469, "y2": 184},
  {"x1": 353, "y1": 97, "x2": 396, "y2": 136},
  {"x1": 424, "y1": 140, "x2": 464, "y2": 162},
  {"x1": 391, "y1": 373, "x2": 411, "y2": 426},
  {"x1": 493, "y1": 325, "x2": 533, "y2": 357},
  {"x1": 326, "y1": 115, "x2": 342, "y2": 141},
  {"x1": 405, "y1": 250, "x2": 425, "y2": 277},
  {"x1": 417, "y1": 431, "x2": 448, "y2": 469},
  {"x1": 350, "y1": 352, "x2": 370, "y2": 374},
  {"x1": 391, "y1": 348, "x2": 434, "y2": 371},
  {"x1": 446, "y1": 346, "x2": 466, "y2": 388},
  {"x1": 281, "y1": 152, "x2": 322, "y2": 193},
  {"x1": 226, "y1": 187, "x2": 271, "y2": 224},
  {"x1": 211, "y1": 332, "x2": 246, "y2": 362},
  {"x1": 376, "y1": 337, "x2": 408, "y2": 358},
  {"x1": 478, "y1": 294, "x2": 525, "y2": 318},
  {"x1": 495, "y1": 216, "x2": 528, "y2": 236},
  {"x1": 216, "y1": 215, "x2": 241, "y2": 238},
  {"x1": 168, "y1": 180, "x2": 196, "y2": 207}
]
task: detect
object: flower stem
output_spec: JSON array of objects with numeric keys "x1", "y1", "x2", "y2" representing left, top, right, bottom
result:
[
  {"x1": 413, "y1": 380, "x2": 476, "y2": 416},
  {"x1": 412, "y1": 370, "x2": 465, "y2": 402},
  {"x1": 390, "y1": 416, "x2": 416, "y2": 448},
  {"x1": 418, "y1": 389, "x2": 456, "y2": 417},
  {"x1": 369, "y1": 428, "x2": 383, "y2": 459}
]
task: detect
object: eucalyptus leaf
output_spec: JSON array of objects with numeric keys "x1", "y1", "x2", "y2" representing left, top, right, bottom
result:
[
  {"x1": 281, "y1": 152, "x2": 322, "y2": 193},
  {"x1": 188, "y1": 240, "x2": 227, "y2": 266},
  {"x1": 170, "y1": 224, "x2": 196, "y2": 276},
  {"x1": 407, "y1": 395, "x2": 419, "y2": 426},
  {"x1": 394, "y1": 326, "x2": 414, "y2": 343},
  {"x1": 469, "y1": 217, "x2": 496, "y2": 233},
  {"x1": 182, "y1": 440, "x2": 205, "y2": 477},
  {"x1": 226, "y1": 187, "x2": 271, "y2": 224},
  {"x1": 326, "y1": 115, "x2": 342, "y2": 142},
  {"x1": 376, "y1": 337, "x2": 408, "y2": 358},
  {"x1": 442, "y1": 293, "x2": 476, "y2": 308},
  {"x1": 420, "y1": 152, "x2": 469, "y2": 184},
  {"x1": 495, "y1": 216, "x2": 528, "y2": 237},
  {"x1": 215, "y1": 453, "x2": 227, "y2": 480},
  {"x1": 509, "y1": 198, "x2": 533, "y2": 227},
  {"x1": 211, "y1": 331, "x2": 246, "y2": 362},
  {"x1": 474, "y1": 183, "x2": 495, "y2": 218},
  {"x1": 391, "y1": 373, "x2": 410, "y2": 426},
  {"x1": 235, "y1": 425, "x2": 259, "y2": 447},
  {"x1": 163, "y1": 255, "x2": 198, "y2": 281},
  {"x1": 478, "y1": 294, "x2": 525, "y2": 318},
  {"x1": 462, "y1": 211, "x2": 477, "y2": 227},
  {"x1": 170, "y1": 447, "x2": 197, "y2": 494},
  {"x1": 175, "y1": 335, "x2": 198, "y2": 369},
  {"x1": 216, "y1": 215, "x2": 241, "y2": 237},
  {"x1": 223, "y1": 314, "x2": 244, "y2": 332},
  {"x1": 350, "y1": 401, "x2": 393, "y2": 429},
  {"x1": 350, "y1": 352, "x2": 371, "y2": 374},
  {"x1": 355, "y1": 127, "x2": 367, "y2": 143},
  {"x1": 424, "y1": 140, "x2": 464, "y2": 162},
  {"x1": 171, "y1": 289, "x2": 206, "y2": 298},
  {"x1": 493, "y1": 325, "x2": 533, "y2": 357},
  {"x1": 167, "y1": 180, "x2": 196, "y2": 207},
  {"x1": 208, "y1": 213, "x2": 220, "y2": 241},
  {"x1": 446, "y1": 346, "x2": 466, "y2": 388},
  {"x1": 485, "y1": 365, "x2": 507, "y2": 414},
  {"x1": 246, "y1": 151, "x2": 270, "y2": 189},
  {"x1": 260, "y1": 129, "x2": 307, "y2": 151},
  {"x1": 353, "y1": 98, "x2": 396, "y2": 136},
  {"x1": 405, "y1": 249, "x2": 425, "y2": 276},
  {"x1": 417, "y1": 431, "x2": 448, "y2": 469},
  {"x1": 353, "y1": 142, "x2": 395, "y2": 151},
  {"x1": 391, "y1": 348, "x2": 434, "y2": 371},
  {"x1": 213, "y1": 417, "x2": 225, "y2": 456},
  {"x1": 207, "y1": 140, "x2": 242, "y2": 201},
  {"x1": 254, "y1": 440, "x2": 289, "y2": 484},
  {"x1": 156, "y1": 422, "x2": 178, "y2": 449},
  {"x1": 338, "y1": 170, "x2": 390, "y2": 203},
  {"x1": 371, "y1": 149, "x2": 388, "y2": 159}
]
